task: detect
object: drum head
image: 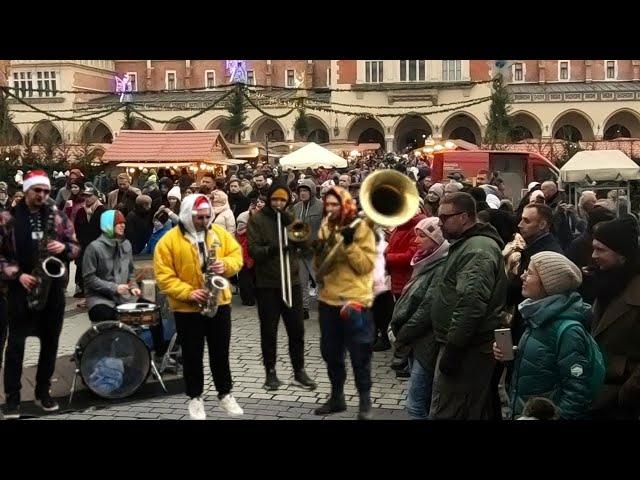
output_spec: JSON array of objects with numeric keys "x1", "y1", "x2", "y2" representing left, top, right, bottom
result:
[
  {"x1": 116, "y1": 303, "x2": 157, "y2": 312},
  {"x1": 75, "y1": 322, "x2": 151, "y2": 399}
]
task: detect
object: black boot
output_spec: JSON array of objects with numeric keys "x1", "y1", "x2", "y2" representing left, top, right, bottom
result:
[
  {"x1": 263, "y1": 368, "x2": 282, "y2": 391},
  {"x1": 314, "y1": 392, "x2": 347, "y2": 416},
  {"x1": 357, "y1": 392, "x2": 373, "y2": 420},
  {"x1": 303, "y1": 308, "x2": 310, "y2": 320},
  {"x1": 293, "y1": 369, "x2": 317, "y2": 390}
]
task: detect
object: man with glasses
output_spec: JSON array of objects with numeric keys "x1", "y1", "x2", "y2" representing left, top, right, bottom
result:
[
  {"x1": 428, "y1": 192, "x2": 507, "y2": 420},
  {"x1": 154, "y1": 194, "x2": 244, "y2": 420},
  {"x1": 0, "y1": 170, "x2": 80, "y2": 419}
]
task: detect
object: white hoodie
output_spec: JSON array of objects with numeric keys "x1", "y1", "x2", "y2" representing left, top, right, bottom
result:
[{"x1": 179, "y1": 194, "x2": 221, "y2": 267}]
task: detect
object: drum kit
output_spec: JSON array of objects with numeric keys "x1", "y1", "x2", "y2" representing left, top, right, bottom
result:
[{"x1": 69, "y1": 301, "x2": 177, "y2": 403}]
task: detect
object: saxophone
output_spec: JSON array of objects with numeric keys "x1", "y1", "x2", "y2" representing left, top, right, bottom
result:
[
  {"x1": 201, "y1": 238, "x2": 229, "y2": 318},
  {"x1": 27, "y1": 203, "x2": 67, "y2": 311}
]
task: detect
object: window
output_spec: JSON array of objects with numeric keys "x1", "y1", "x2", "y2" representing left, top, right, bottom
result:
[
  {"x1": 442, "y1": 60, "x2": 462, "y2": 81},
  {"x1": 204, "y1": 70, "x2": 216, "y2": 89},
  {"x1": 513, "y1": 62, "x2": 524, "y2": 82},
  {"x1": 126, "y1": 72, "x2": 137, "y2": 91},
  {"x1": 559, "y1": 61, "x2": 569, "y2": 81},
  {"x1": 246, "y1": 70, "x2": 255, "y2": 85},
  {"x1": 606, "y1": 60, "x2": 617, "y2": 80},
  {"x1": 365, "y1": 61, "x2": 383, "y2": 83},
  {"x1": 13, "y1": 70, "x2": 59, "y2": 97},
  {"x1": 286, "y1": 69, "x2": 296, "y2": 87},
  {"x1": 165, "y1": 70, "x2": 176, "y2": 90},
  {"x1": 400, "y1": 60, "x2": 426, "y2": 82}
]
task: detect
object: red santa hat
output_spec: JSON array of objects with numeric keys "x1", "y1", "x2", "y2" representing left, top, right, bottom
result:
[
  {"x1": 23, "y1": 170, "x2": 51, "y2": 192},
  {"x1": 191, "y1": 195, "x2": 211, "y2": 214}
]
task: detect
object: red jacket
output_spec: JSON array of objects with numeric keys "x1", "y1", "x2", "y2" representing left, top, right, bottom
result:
[
  {"x1": 385, "y1": 214, "x2": 426, "y2": 295},
  {"x1": 236, "y1": 231, "x2": 255, "y2": 270}
]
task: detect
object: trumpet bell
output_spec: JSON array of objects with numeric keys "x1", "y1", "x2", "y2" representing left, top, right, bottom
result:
[
  {"x1": 287, "y1": 220, "x2": 311, "y2": 244},
  {"x1": 359, "y1": 170, "x2": 420, "y2": 227}
]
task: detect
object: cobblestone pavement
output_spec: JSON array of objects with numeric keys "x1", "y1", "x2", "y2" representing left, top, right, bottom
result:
[{"x1": 32, "y1": 282, "x2": 412, "y2": 420}]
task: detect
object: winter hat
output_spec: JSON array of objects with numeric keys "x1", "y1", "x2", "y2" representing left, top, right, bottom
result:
[
  {"x1": 469, "y1": 187, "x2": 487, "y2": 203},
  {"x1": 529, "y1": 252, "x2": 582, "y2": 296},
  {"x1": 593, "y1": 214, "x2": 640, "y2": 259},
  {"x1": 0, "y1": 181, "x2": 7, "y2": 192},
  {"x1": 444, "y1": 181, "x2": 463, "y2": 194},
  {"x1": 586, "y1": 206, "x2": 616, "y2": 233},
  {"x1": 23, "y1": 170, "x2": 51, "y2": 192},
  {"x1": 100, "y1": 210, "x2": 126, "y2": 238},
  {"x1": 427, "y1": 183, "x2": 445, "y2": 201},
  {"x1": 167, "y1": 186, "x2": 181, "y2": 200},
  {"x1": 529, "y1": 190, "x2": 545, "y2": 203},
  {"x1": 486, "y1": 194, "x2": 501, "y2": 209},
  {"x1": 147, "y1": 175, "x2": 158, "y2": 184},
  {"x1": 81, "y1": 182, "x2": 98, "y2": 196},
  {"x1": 415, "y1": 217, "x2": 445, "y2": 246},
  {"x1": 528, "y1": 182, "x2": 541, "y2": 191}
]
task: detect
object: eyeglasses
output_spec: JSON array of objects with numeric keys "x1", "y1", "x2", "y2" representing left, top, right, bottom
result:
[
  {"x1": 438, "y1": 211, "x2": 465, "y2": 222},
  {"x1": 32, "y1": 188, "x2": 51, "y2": 195}
]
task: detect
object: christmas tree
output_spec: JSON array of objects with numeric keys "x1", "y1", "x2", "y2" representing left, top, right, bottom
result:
[
  {"x1": 483, "y1": 72, "x2": 514, "y2": 148},
  {"x1": 225, "y1": 84, "x2": 248, "y2": 143}
]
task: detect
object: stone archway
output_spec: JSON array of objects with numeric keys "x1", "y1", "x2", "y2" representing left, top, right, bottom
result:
[
  {"x1": 393, "y1": 115, "x2": 432, "y2": 151},
  {"x1": 347, "y1": 117, "x2": 385, "y2": 148},
  {"x1": 130, "y1": 118, "x2": 153, "y2": 130},
  {"x1": 252, "y1": 117, "x2": 285, "y2": 142},
  {"x1": 510, "y1": 111, "x2": 543, "y2": 140},
  {"x1": 441, "y1": 113, "x2": 482, "y2": 145},
  {"x1": 164, "y1": 117, "x2": 195, "y2": 131},
  {"x1": 551, "y1": 110, "x2": 595, "y2": 141},
  {"x1": 30, "y1": 120, "x2": 62, "y2": 145},
  {"x1": 81, "y1": 120, "x2": 113, "y2": 143},
  {"x1": 602, "y1": 109, "x2": 640, "y2": 139}
]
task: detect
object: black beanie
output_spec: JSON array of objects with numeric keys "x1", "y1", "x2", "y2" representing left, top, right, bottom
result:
[
  {"x1": 593, "y1": 214, "x2": 639, "y2": 259},
  {"x1": 587, "y1": 206, "x2": 616, "y2": 233}
]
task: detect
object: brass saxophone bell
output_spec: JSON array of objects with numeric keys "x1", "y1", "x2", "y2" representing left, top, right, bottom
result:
[{"x1": 287, "y1": 220, "x2": 311, "y2": 245}]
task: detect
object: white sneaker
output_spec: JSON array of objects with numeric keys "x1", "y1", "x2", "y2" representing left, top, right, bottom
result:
[
  {"x1": 309, "y1": 287, "x2": 317, "y2": 297},
  {"x1": 188, "y1": 397, "x2": 206, "y2": 420},
  {"x1": 219, "y1": 394, "x2": 244, "y2": 416}
]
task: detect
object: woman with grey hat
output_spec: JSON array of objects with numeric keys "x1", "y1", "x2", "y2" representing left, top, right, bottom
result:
[{"x1": 494, "y1": 251, "x2": 603, "y2": 419}]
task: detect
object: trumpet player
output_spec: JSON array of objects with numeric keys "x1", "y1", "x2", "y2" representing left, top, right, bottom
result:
[
  {"x1": 0, "y1": 170, "x2": 79, "y2": 419},
  {"x1": 312, "y1": 186, "x2": 377, "y2": 420},
  {"x1": 154, "y1": 194, "x2": 244, "y2": 420},
  {"x1": 247, "y1": 183, "x2": 317, "y2": 392}
]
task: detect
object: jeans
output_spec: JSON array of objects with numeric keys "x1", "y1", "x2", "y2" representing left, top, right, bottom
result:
[
  {"x1": 406, "y1": 357, "x2": 434, "y2": 420},
  {"x1": 318, "y1": 301, "x2": 374, "y2": 395}
]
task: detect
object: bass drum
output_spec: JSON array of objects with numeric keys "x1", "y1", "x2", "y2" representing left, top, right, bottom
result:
[{"x1": 74, "y1": 321, "x2": 151, "y2": 399}]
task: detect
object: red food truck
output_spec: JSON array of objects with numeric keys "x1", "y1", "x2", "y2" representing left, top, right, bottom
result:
[{"x1": 430, "y1": 149, "x2": 559, "y2": 201}]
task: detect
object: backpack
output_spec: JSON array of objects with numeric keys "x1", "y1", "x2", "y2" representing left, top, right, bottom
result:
[{"x1": 555, "y1": 319, "x2": 606, "y2": 402}]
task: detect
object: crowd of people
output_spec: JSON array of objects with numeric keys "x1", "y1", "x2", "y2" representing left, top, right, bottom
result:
[{"x1": 1, "y1": 149, "x2": 639, "y2": 421}]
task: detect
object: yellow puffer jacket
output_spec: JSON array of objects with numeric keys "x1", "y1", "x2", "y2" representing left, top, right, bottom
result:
[
  {"x1": 314, "y1": 219, "x2": 376, "y2": 307},
  {"x1": 154, "y1": 224, "x2": 243, "y2": 313}
]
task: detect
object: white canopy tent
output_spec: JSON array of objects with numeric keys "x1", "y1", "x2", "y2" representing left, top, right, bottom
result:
[
  {"x1": 278, "y1": 142, "x2": 348, "y2": 171},
  {"x1": 559, "y1": 150, "x2": 640, "y2": 184}
]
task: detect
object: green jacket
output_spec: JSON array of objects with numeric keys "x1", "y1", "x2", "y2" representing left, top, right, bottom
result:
[
  {"x1": 510, "y1": 292, "x2": 594, "y2": 419},
  {"x1": 431, "y1": 222, "x2": 507, "y2": 351},
  {"x1": 389, "y1": 242, "x2": 448, "y2": 371}
]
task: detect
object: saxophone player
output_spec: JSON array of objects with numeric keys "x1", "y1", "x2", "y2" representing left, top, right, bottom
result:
[
  {"x1": 312, "y1": 186, "x2": 377, "y2": 420},
  {"x1": 154, "y1": 194, "x2": 244, "y2": 420},
  {"x1": 0, "y1": 170, "x2": 79, "y2": 419}
]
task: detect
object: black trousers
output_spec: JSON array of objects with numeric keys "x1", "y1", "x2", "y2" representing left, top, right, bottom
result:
[
  {"x1": 4, "y1": 286, "x2": 65, "y2": 403},
  {"x1": 238, "y1": 266, "x2": 256, "y2": 306},
  {"x1": 75, "y1": 252, "x2": 84, "y2": 291},
  {"x1": 372, "y1": 291, "x2": 395, "y2": 335},
  {"x1": 255, "y1": 285, "x2": 305, "y2": 372},
  {"x1": 174, "y1": 306, "x2": 232, "y2": 399},
  {"x1": 0, "y1": 295, "x2": 7, "y2": 371},
  {"x1": 318, "y1": 301, "x2": 374, "y2": 395},
  {"x1": 88, "y1": 304, "x2": 167, "y2": 356}
]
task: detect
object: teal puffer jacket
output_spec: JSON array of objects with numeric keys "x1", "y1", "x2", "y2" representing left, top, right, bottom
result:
[{"x1": 509, "y1": 292, "x2": 594, "y2": 419}]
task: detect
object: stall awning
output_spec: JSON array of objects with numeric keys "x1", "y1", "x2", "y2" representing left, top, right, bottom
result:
[
  {"x1": 103, "y1": 130, "x2": 235, "y2": 164},
  {"x1": 559, "y1": 150, "x2": 640, "y2": 183},
  {"x1": 117, "y1": 162, "x2": 195, "y2": 169}
]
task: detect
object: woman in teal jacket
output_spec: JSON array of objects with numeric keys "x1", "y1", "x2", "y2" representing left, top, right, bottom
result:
[{"x1": 494, "y1": 251, "x2": 596, "y2": 419}]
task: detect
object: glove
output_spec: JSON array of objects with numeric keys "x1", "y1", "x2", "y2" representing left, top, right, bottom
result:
[
  {"x1": 341, "y1": 226, "x2": 355, "y2": 246},
  {"x1": 310, "y1": 239, "x2": 324, "y2": 255},
  {"x1": 439, "y1": 343, "x2": 465, "y2": 377}
]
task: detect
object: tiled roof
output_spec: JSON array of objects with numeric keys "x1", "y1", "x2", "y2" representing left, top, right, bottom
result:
[{"x1": 102, "y1": 130, "x2": 232, "y2": 164}]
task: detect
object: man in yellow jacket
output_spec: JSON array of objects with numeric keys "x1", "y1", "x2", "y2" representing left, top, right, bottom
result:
[
  {"x1": 154, "y1": 194, "x2": 243, "y2": 420},
  {"x1": 312, "y1": 186, "x2": 377, "y2": 420}
]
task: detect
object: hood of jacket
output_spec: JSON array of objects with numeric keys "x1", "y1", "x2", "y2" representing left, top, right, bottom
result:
[
  {"x1": 179, "y1": 193, "x2": 213, "y2": 236},
  {"x1": 518, "y1": 291, "x2": 591, "y2": 328},
  {"x1": 451, "y1": 221, "x2": 505, "y2": 250}
]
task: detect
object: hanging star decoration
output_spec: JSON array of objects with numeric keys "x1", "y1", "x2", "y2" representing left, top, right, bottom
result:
[
  {"x1": 115, "y1": 73, "x2": 133, "y2": 103},
  {"x1": 226, "y1": 60, "x2": 248, "y2": 84}
]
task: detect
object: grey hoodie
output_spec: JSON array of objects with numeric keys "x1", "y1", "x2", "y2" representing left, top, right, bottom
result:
[
  {"x1": 291, "y1": 178, "x2": 323, "y2": 242},
  {"x1": 83, "y1": 234, "x2": 138, "y2": 310}
]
